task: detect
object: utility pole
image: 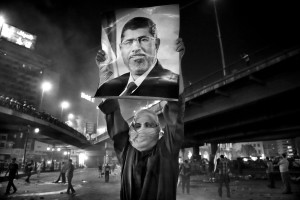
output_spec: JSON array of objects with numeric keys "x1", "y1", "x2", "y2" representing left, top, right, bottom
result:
[
  {"x1": 213, "y1": 0, "x2": 226, "y2": 76},
  {"x1": 23, "y1": 125, "x2": 30, "y2": 166}
]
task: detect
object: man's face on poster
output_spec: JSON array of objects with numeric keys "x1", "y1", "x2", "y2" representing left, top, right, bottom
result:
[{"x1": 120, "y1": 28, "x2": 160, "y2": 76}]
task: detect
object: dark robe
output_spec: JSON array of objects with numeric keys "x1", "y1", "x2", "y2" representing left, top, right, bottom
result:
[
  {"x1": 95, "y1": 61, "x2": 179, "y2": 100},
  {"x1": 99, "y1": 97, "x2": 184, "y2": 200}
]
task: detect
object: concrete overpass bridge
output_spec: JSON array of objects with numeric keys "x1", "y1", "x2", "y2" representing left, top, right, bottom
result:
[
  {"x1": 92, "y1": 47, "x2": 300, "y2": 148},
  {"x1": 184, "y1": 47, "x2": 300, "y2": 146},
  {"x1": 0, "y1": 101, "x2": 91, "y2": 149}
]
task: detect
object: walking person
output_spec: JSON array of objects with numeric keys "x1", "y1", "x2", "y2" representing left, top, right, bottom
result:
[
  {"x1": 217, "y1": 155, "x2": 231, "y2": 198},
  {"x1": 4, "y1": 158, "x2": 18, "y2": 195},
  {"x1": 276, "y1": 153, "x2": 292, "y2": 194},
  {"x1": 266, "y1": 157, "x2": 275, "y2": 188},
  {"x1": 36, "y1": 161, "x2": 42, "y2": 178},
  {"x1": 66, "y1": 159, "x2": 75, "y2": 194},
  {"x1": 25, "y1": 160, "x2": 33, "y2": 183},
  {"x1": 181, "y1": 160, "x2": 191, "y2": 194},
  {"x1": 104, "y1": 163, "x2": 110, "y2": 183},
  {"x1": 177, "y1": 162, "x2": 183, "y2": 188},
  {"x1": 98, "y1": 164, "x2": 103, "y2": 178},
  {"x1": 54, "y1": 161, "x2": 67, "y2": 183}
]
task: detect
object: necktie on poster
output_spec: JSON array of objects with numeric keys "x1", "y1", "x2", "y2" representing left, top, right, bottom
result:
[
  {"x1": 121, "y1": 82, "x2": 137, "y2": 96},
  {"x1": 95, "y1": 4, "x2": 180, "y2": 101}
]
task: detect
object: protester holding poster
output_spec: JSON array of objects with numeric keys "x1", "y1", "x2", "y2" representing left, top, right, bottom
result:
[
  {"x1": 95, "y1": 4, "x2": 181, "y2": 101},
  {"x1": 98, "y1": 95, "x2": 185, "y2": 200}
]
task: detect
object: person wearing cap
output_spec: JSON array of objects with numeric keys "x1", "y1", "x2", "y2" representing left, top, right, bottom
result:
[
  {"x1": 99, "y1": 94, "x2": 185, "y2": 200},
  {"x1": 4, "y1": 158, "x2": 18, "y2": 195}
]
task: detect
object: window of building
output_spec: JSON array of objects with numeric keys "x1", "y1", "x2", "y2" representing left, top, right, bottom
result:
[
  {"x1": 257, "y1": 143, "x2": 260, "y2": 147},
  {"x1": 0, "y1": 135, "x2": 7, "y2": 140},
  {"x1": 253, "y1": 144, "x2": 256, "y2": 147},
  {"x1": 258, "y1": 150, "x2": 261, "y2": 154},
  {"x1": 0, "y1": 142, "x2": 5, "y2": 148}
]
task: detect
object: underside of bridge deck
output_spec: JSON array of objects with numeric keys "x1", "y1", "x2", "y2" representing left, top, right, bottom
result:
[{"x1": 183, "y1": 49, "x2": 300, "y2": 146}]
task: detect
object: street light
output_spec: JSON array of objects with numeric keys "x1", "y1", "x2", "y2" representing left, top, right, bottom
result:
[
  {"x1": 47, "y1": 146, "x2": 58, "y2": 171},
  {"x1": 68, "y1": 113, "x2": 74, "y2": 120},
  {"x1": 60, "y1": 101, "x2": 70, "y2": 120},
  {"x1": 63, "y1": 149, "x2": 71, "y2": 159},
  {"x1": 212, "y1": 0, "x2": 227, "y2": 76},
  {"x1": 39, "y1": 81, "x2": 52, "y2": 110},
  {"x1": 34, "y1": 128, "x2": 40, "y2": 134},
  {"x1": 0, "y1": 15, "x2": 5, "y2": 26},
  {"x1": 0, "y1": 15, "x2": 5, "y2": 35}
]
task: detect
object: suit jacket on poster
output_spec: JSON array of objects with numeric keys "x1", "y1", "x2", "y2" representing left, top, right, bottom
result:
[{"x1": 94, "y1": 61, "x2": 179, "y2": 99}]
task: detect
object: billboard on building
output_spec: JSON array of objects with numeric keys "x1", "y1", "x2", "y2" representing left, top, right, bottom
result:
[{"x1": 0, "y1": 23, "x2": 36, "y2": 49}]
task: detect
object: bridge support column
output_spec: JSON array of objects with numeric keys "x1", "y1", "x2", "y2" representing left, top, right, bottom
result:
[
  {"x1": 192, "y1": 146, "x2": 201, "y2": 161},
  {"x1": 209, "y1": 143, "x2": 218, "y2": 172}
]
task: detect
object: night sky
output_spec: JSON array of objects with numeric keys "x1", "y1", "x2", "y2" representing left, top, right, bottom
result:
[{"x1": 0, "y1": 0, "x2": 299, "y2": 128}]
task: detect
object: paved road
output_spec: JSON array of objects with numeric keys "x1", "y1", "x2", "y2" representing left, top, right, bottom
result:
[{"x1": 0, "y1": 168, "x2": 299, "y2": 200}]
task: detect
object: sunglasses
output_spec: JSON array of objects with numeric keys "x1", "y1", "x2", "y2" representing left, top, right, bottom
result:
[{"x1": 131, "y1": 121, "x2": 158, "y2": 129}]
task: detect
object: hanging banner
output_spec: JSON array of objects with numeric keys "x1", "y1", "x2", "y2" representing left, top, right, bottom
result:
[{"x1": 94, "y1": 4, "x2": 180, "y2": 101}]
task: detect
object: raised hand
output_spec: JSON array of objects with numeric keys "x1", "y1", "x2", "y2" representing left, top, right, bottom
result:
[{"x1": 175, "y1": 38, "x2": 185, "y2": 60}]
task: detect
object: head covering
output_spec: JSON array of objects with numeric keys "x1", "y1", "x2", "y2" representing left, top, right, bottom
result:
[
  {"x1": 129, "y1": 109, "x2": 161, "y2": 151},
  {"x1": 134, "y1": 109, "x2": 159, "y2": 125}
]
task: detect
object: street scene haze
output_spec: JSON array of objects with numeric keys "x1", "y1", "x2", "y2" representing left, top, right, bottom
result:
[{"x1": 0, "y1": 0, "x2": 300, "y2": 200}]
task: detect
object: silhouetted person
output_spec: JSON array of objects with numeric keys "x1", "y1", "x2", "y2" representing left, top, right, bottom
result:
[
  {"x1": 98, "y1": 164, "x2": 103, "y2": 178},
  {"x1": 180, "y1": 160, "x2": 191, "y2": 194},
  {"x1": 104, "y1": 164, "x2": 110, "y2": 182},
  {"x1": 36, "y1": 161, "x2": 42, "y2": 178},
  {"x1": 266, "y1": 157, "x2": 275, "y2": 188},
  {"x1": 217, "y1": 155, "x2": 231, "y2": 198},
  {"x1": 25, "y1": 160, "x2": 33, "y2": 183},
  {"x1": 54, "y1": 161, "x2": 67, "y2": 183},
  {"x1": 276, "y1": 153, "x2": 292, "y2": 194},
  {"x1": 5, "y1": 158, "x2": 18, "y2": 195},
  {"x1": 66, "y1": 159, "x2": 75, "y2": 194}
]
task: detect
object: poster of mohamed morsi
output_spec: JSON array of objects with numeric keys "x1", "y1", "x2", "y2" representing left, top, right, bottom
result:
[{"x1": 94, "y1": 4, "x2": 180, "y2": 101}]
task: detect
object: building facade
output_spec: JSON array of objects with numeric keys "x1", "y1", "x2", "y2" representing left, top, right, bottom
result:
[{"x1": 0, "y1": 39, "x2": 52, "y2": 107}]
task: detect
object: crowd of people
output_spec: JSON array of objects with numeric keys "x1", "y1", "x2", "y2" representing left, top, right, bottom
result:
[
  {"x1": 0, "y1": 95, "x2": 86, "y2": 140},
  {"x1": 175, "y1": 152, "x2": 300, "y2": 198},
  {"x1": 3, "y1": 158, "x2": 76, "y2": 195}
]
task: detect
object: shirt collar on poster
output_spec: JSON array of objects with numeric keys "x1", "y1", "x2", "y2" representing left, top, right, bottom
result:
[{"x1": 120, "y1": 58, "x2": 157, "y2": 95}]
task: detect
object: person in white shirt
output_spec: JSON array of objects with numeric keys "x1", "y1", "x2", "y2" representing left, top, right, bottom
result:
[
  {"x1": 265, "y1": 157, "x2": 275, "y2": 188},
  {"x1": 276, "y1": 153, "x2": 292, "y2": 194}
]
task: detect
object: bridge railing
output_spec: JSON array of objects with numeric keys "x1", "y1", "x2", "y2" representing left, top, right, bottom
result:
[
  {"x1": 0, "y1": 95, "x2": 88, "y2": 141},
  {"x1": 184, "y1": 46, "x2": 300, "y2": 99}
]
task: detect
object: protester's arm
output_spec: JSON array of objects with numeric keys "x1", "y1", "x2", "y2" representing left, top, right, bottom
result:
[
  {"x1": 99, "y1": 99, "x2": 129, "y2": 160},
  {"x1": 163, "y1": 37, "x2": 185, "y2": 154},
  {"x1": 163, "y1": 94, "x2": 185, "y2": 154},
  {"x1": 176, "y1": 38, "x2": 185, "y2": 61}
]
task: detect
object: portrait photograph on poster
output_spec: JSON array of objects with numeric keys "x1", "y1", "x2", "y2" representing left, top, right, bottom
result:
[{"x1": 94, "y1": 4, "x2": 180, "y2": 101}]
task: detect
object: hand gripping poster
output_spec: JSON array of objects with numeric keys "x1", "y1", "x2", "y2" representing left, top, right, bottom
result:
[{"x1": 94, "y1": 4, "x2": 180, "y2": 101}]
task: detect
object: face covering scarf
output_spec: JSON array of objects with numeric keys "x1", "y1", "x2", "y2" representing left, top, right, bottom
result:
[{"x1": 129, "y1": 125, "x2": 160, "y2": 152}]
